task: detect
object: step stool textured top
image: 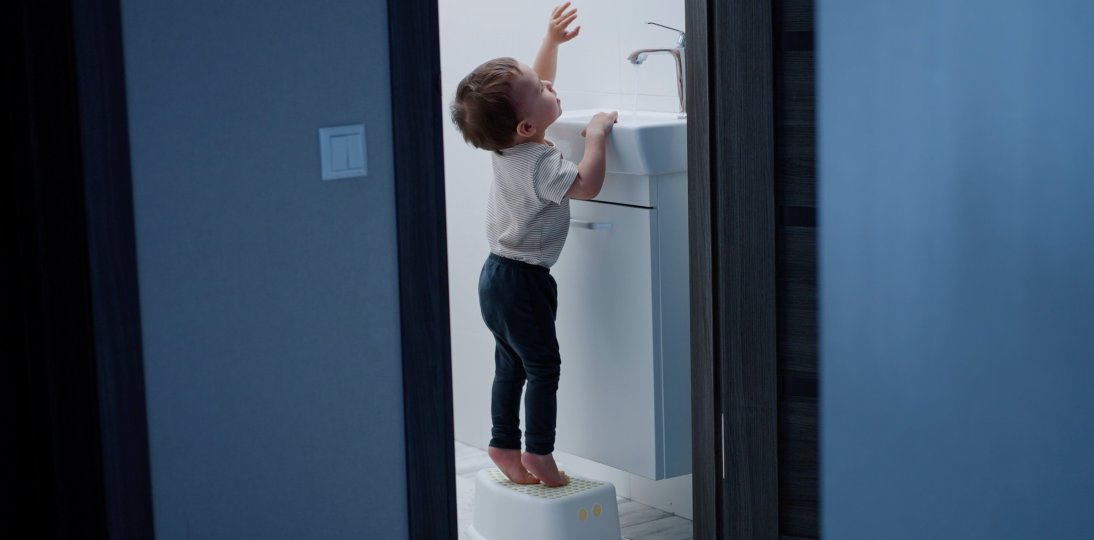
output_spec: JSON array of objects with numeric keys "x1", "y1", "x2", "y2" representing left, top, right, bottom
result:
[{"x1": 483, "y1": 468, "x2": 603, "y2": 500}]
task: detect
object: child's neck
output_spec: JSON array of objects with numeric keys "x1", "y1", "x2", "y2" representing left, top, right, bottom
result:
[{"x1": 514, "y1": 134, "x2": 549, "y2": 146}]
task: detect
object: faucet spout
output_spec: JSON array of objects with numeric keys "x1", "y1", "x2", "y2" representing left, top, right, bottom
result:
[
  {"x1": 627, "y1": 48, "x2": 673, "y2": 65},
  {"x1": 626, "y1": 48, "x2": 686, "y2": 117},
  {"x1": 627, "y1": 22, "x2": 686, "y2": 117}
]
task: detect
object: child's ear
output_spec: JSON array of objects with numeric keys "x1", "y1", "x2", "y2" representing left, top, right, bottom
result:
[{"x1": 516, "y1": 120, "x2": 537, "y2": 138}]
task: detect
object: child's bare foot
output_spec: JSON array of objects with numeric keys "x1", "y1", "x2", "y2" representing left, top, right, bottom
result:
[
  {"x1": 488, "y1": 446, "x2": 539, "y2": 484},
  {"x1": 521, "y1": 451, "x2": 570, "y2": 487}
]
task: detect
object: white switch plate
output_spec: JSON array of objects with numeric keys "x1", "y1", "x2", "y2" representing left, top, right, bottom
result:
[{"x1": 319, "y1": 124, "x2": 367, "y2": 180}]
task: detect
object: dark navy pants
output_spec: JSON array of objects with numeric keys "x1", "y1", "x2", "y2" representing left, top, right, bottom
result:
[{"x1": 478, "y1": 253, "x2": 561, "y2": 455}]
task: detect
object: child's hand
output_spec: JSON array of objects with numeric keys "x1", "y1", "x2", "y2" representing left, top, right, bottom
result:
[
  {"x1": 545, "y1": 2, "x2": 580, "y2": 46},
  {"x1": 581, "y1": 111, "x2": 618, "y2": 138}
]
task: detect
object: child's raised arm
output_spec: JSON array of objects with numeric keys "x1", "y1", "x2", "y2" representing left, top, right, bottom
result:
[{"x1": 533, "y1": 2, "x2": 580, "y2": 84}]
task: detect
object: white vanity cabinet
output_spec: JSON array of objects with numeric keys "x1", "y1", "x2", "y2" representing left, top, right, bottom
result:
[{"x1": 552, "y1": 171, "x2": 690, "y2": 480}]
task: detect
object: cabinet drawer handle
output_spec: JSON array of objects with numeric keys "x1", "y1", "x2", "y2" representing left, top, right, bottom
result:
[{"x1": 570, "y1": 219, "x2": 613, "y2": 231}]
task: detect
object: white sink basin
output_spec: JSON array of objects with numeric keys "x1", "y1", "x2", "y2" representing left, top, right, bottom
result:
[{"x1": 546, "y1": 109, "x2": 687, "y2": 176}]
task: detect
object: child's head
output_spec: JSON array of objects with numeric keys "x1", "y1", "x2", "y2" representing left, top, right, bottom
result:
[{"x1": 451, "y1": 57, "x2": 562, "y2": 152}]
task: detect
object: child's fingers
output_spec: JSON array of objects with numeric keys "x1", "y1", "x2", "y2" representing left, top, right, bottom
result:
[
  {"x1": 554, "y1": 6, "x2": 576, "y2": 21},
  {"x1": 557, "y1": 11, "x2": 578, "y2": 28},
  {"x1": 563, "y1": 26, "x2": 581, "y2": 41},
  {"x1": 554, "y1": 11, "x2": 577, "y2": 31},
  {"x1": 552, "y1": 2, "x2": 571, "y2": 18}
]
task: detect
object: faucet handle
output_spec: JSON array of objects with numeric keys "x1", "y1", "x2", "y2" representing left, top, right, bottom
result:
[{"x1": 646, "y1": 21, "x2": 685, "y2": 47}]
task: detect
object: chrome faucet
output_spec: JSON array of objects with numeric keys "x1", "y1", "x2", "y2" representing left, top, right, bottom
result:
[{"x1": 626, "y1": 22, "x2": 686, "y2": 117}]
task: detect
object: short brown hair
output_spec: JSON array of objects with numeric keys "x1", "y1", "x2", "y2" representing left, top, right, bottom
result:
[{"x1": 450, "y1": 57, "x2": 522, "y2": 152}]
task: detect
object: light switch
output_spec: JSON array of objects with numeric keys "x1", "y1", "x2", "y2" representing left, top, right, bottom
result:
[{"x1": 319, "y1": 124, "x2": 368, "y2": 180}]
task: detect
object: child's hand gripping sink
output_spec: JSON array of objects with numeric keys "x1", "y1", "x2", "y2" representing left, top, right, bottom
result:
[{"x1": 546, "y1": 109, "x2": 687, "y2": 176}]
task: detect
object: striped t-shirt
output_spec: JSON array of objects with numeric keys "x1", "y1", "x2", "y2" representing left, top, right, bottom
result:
[{"x1": 486, "y1": 141, "x2": 580, "y2": 268}]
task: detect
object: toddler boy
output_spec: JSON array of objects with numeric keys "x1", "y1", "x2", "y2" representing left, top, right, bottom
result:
[{"x1": 449, "y1": 2, "x2": 617, "y2": 487}]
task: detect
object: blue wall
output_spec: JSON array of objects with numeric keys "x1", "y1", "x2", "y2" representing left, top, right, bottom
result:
[
  {"x1": 820, "y1": 1, "x2": 1094, "y2": 538},
  {"x1": 120, "y1": 1, "x2": 407, "y2": 537}
]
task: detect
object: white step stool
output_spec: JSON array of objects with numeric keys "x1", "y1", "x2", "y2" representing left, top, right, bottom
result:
[{"x1": 469, "y1": 468, "x2": 622, "y2": 540}]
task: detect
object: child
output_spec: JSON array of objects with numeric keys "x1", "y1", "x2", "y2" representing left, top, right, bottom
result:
[{"x1": 449, "y1": 2, "x2": 617, "y2": 487}]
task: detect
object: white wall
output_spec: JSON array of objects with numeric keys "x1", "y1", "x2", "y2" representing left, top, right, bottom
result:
[
  {"x1": 440, "y1": 0, "x2": 691, "y2": 518},
  {"x1": 120, "y1": 1, "x2": 408, "y2": 538},
  {"x1": 820, "y1": 1, "x2": 1094, "y2": 538}
]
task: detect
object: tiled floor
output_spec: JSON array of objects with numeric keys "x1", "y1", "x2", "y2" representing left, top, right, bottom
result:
[{"x1": 455, "y1": 441, "x2": 693, "y2": 540}]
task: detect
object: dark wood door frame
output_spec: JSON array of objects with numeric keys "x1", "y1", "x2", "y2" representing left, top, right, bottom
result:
[
  {"x1": 387, "y1": 0, "x2": 458, "y2": 538},
  {"x1": 396, "y1": 0, "x2": 783, "y2": 538},
  {"x1": 395, "y1": 0, "x2": 782, "y2": 538},
  {"x1": 686, "y1": 0, "x2": 780, "y2": 538}
]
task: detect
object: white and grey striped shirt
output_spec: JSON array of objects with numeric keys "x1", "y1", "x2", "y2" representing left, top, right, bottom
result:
[{"x1": 486, "y1": 141, "x2": 580, "y2": 268}]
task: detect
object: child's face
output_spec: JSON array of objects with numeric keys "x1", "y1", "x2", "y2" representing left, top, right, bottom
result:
[{"x1": 512, "y1": 63, "x2": 561, "y2": 138}]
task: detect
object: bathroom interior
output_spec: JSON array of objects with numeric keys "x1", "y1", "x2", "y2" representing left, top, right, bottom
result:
[{"x1": 439, "y1": 0, "x2": 695, "y2": 537}]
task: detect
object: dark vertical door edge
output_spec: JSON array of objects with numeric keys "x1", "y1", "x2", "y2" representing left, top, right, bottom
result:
[
  {"x1": 387, "y1": 0, "x2": 458, "y2": 539},
  {"x1": 71, "y1": 0, "x2": 157, "y2": 538},
  {"x1": 7, "y1": 1, "x2": 106, "y2": 535},
  {"x1": 717, "y1": 0, "x2": 779, "y2": 536},
  {"x1": 689, "y1": 0, "x2": 780, "y2": 538},
  {"x1": 684, "y1": 0, "x2": 720, "y2": 538},
  {"x1": 8, "y1": 0, "x2": 155, "y2": 538}
]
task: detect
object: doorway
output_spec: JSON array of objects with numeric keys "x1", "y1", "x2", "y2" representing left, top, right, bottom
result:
[{"x1": 397, "y1": 0, "x2": 821, "y2": 538}]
